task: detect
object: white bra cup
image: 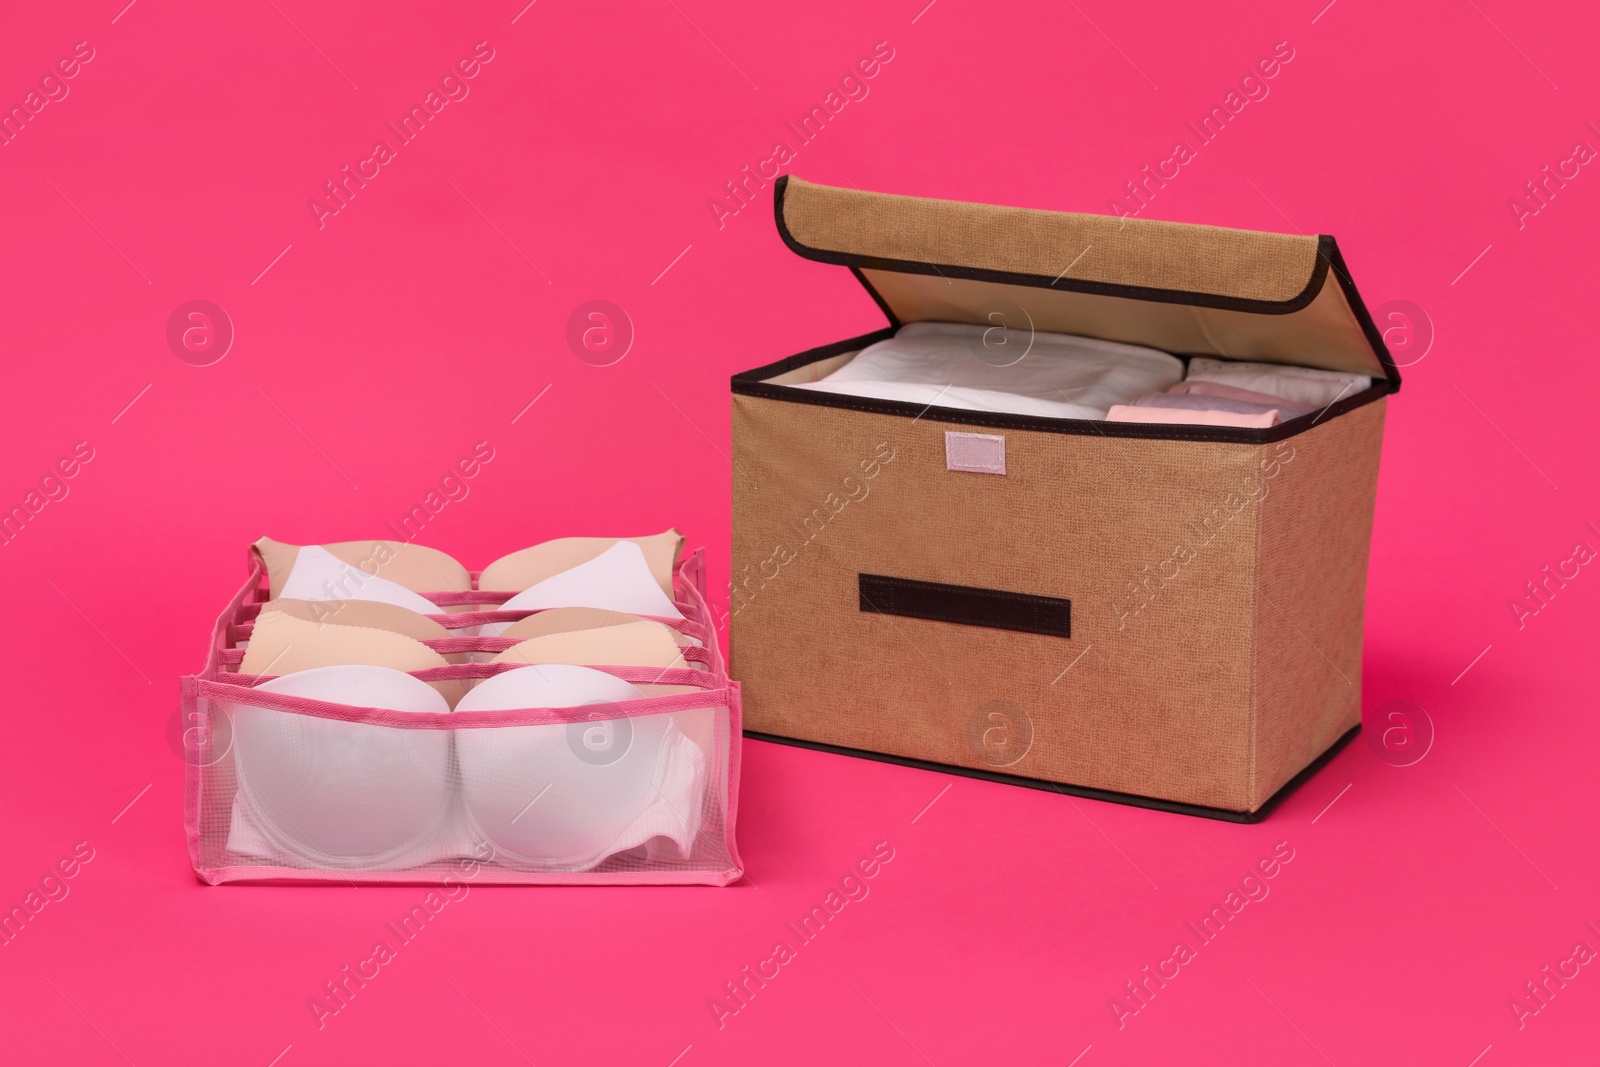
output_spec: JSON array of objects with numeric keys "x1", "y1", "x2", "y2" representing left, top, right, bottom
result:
[
  {"x1": 279, "y1": 545, "x2": 444, "y2": 616},
  {"x1": 232, "y1": 665, "x2": 452, "y2": 866},
  {"x1": 481, "y1": 542, "x2": 684, "y2": 638},
  {"x1": 454, "y1": 664, "x2": 705, "y2": 870}
]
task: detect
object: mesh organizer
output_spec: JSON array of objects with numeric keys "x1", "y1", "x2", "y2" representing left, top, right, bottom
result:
[{"x1": 181, "y1": 548, "x2": 744, "y2": 886}]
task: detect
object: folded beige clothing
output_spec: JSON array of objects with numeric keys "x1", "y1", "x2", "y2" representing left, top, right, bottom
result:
[
  {"x1": 1167, "y1": 380, "x2": 1317, "y2": 417},
  {"x1": 1184, "y1": 358, "x2": 1369, "y2": 408}
]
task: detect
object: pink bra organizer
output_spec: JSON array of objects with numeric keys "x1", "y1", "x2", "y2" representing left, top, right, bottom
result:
[{"x1": 180, "y1": 549, "x2": 744, "y2": 886}]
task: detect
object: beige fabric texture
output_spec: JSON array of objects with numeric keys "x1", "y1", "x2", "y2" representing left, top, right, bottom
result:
[
  {"x1": 1251, "y1": 399, "x2": 1385, "y2": 806},
  {"x1": 731, "y1": 391, "x2": 1382, "y2": 812},
  {"x1": 240, "y1": 610, "x2": 464, "y2": 706},
  {"x1": 781, "y1": 176, "x2": 1319, "y2": 303}
]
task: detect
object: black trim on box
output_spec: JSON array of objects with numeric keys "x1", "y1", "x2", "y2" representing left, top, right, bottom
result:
[
  {"x1": 732, "y1": 327, "x2": 898, "y2": 385},
  {"x1": 1322, "y1": 239, "x2": 1403, "y2": 394},
  {"x1": 773, "y1": 175, "x2": 1333, "y2": 318},
  {"x1": 860, "y1": 573, "x2": 1070, "y2": 638},
  {"x1": 850, "y1": 265, "x2": 903, "y2": 329},
  {"x1": 744, "y1": 724, "x2": 1361, "y2": 823}
]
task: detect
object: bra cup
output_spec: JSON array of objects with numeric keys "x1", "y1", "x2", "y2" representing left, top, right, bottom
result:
[
  {"x1": 491, "y1": 623, "x2": 715, "y2": 764},
  {"x1": 478, "y1": 530, "x2": 683, "y2": 602},
  {"x1": 278, "y1": 545, "x2": 444, "y2": 617},
  {"x1": 322, "y1": 539, "x2": 472, "y2": 599},
  {"x1": 492, "y1": 621, "x2": 686, "y2": 671},
  {"x1": 590, "y1": 722, "x2": 705, "y2": 865},
  {"x1": 231, "y1": 666, "x2": 452, "y2": 867},
  {"x1": 254, "y1": 537, "x2": 471, "y2": 601},
  {"x1": 497, "y1": 607, "x2": 681, "y2": 644},
  {"x1": 454, "y1": 665, "x2": 704, "y2": 870},
  {"x1": 240, "y1": 611, "x2": 464, "y2": 706},
  {"x1": 257, "y1": 599, "x2": 466, "y2": 663},
  {"x1": 253, "y1": 537, "x2": 307, "y2": 600},
  {"x1": 480, "y1": 542, "x2": 684, "y2": 639}
]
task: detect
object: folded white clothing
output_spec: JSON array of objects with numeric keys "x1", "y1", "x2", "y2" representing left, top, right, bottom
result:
[
  {"x1": 1184, "y1": 358, "x2": 1370, "y2": 409},
  {"x1": 790, "y1": 322, "x2": 1185, "y2": 421}
]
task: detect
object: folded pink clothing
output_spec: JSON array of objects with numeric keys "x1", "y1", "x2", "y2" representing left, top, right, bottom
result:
[
  {"x1": 1168, "y1": 380, "x2": 1317, "y2": 417},
  {"x1": 1129, "y1": 392, "x2": 1291, "y2": 418},
  {"x1": 1105, "y1": 404, "x2": 1280, "y2": 428}
]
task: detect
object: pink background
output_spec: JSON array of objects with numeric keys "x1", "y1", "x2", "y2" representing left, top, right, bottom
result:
[{"x1": 2, "y1": 0, "x2": 1597, "y2": 1062}]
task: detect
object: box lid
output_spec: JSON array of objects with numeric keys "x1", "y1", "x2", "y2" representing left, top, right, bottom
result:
[{"x1": 774, "y1": 176, "x2": 1400, "y2": 392}]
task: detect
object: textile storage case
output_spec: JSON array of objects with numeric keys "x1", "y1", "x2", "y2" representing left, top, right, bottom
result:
[
  {"x1": 730, "y1": 176, "x2": 1401, "y2": 821},
  {"x1": 181, "y1": 549, "x2": 744, "y2": 884}
]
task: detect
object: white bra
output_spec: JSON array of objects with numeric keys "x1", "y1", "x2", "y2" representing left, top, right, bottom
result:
[
  {"x1": 453, "y1": 664, "x2": 704, "y2": 871},
  {"x1": 228, "y1": 636, "x2": 705, "y2": 872},
  {"x1": 230, "y1": 665, "x2": 453, "y2": 869}
]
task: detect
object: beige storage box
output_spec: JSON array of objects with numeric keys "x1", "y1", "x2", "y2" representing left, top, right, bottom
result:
[{"x1": 729, "y1": 176, "x2": 1399, "y2": 821}]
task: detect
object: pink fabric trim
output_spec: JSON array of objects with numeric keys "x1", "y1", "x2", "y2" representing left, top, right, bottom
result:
[
  {"x1": 419, "y1": 589, "x2": 514, "y2": 605},
  {"x1": 216, "y1": 639, "x2": 714, "y2": 667},
  {"x1": 194, "y1": 863, "x2": 743, "y2": 887},
  {"x1": 722, "y1": 680, "x2": 747, "y2": 879},
  {"x1": 232, "y1": 605, "x2": 708, "y2": 641},
  {"x1": 225, "y1": 661, "x2": 712, "y2": 687},
  {"x1": 199, "y1": 676, "x2": 728, "y2": 728}
]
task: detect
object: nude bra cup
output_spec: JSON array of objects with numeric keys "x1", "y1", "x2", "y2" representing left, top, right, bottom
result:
[
  {"x1": 496, "y1": 607, "x2": 695, "y2": 647},
  {"x1": 229, "y1": 664, "x2": 453, "y2": 869},
  {"x1": 478, "y1": 530, "x2": 683, "y2": 602},
  {"x1": 253, "y1": 599, "x2": 466, "y2": 663},
  {"x1": 481, "y1": 541, "x2": 685, "y2": 639},
  {"x1": 254, "y1": 541, "x2": 445, "y2": 616},
  {"x1": 253, "y1": 538, "x2": 473, "y2": 616},
  {"x1": 240, "y1": 610, "x2": 465, "y2": 707},
  {"x1": 255, "y1": 536, "x2": 471, "y2": 598},
  {"x1": 491, "y1": 621, "x2": 696, "y2": 693},
  {"x1": 491, "y1": 621, "x2": 716, "y2": 759},
  {"x1": 454, "y1": 664, "x2": 705, "y2": 871}
]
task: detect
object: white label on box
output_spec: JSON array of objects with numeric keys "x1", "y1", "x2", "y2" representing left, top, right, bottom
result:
[{"x1": 945, "y1": 432, "x2": 1006, "y2": 474}]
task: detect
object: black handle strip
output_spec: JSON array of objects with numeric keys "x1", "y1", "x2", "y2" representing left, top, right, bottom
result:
[{"x1": 858, "y1": 574, "x2": 1070, "y2": 638}]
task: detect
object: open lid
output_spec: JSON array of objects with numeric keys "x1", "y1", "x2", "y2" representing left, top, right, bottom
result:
[{"x1": 774, "y1": 176, "x2": 1399, "y2": 392}]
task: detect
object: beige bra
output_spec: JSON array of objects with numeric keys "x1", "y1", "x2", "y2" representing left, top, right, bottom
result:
[
  {"x1": 478, "y1": 531, "x2": 682, "y2": 600},
  {"x1": 496, "y1": 606, "x2": 695, "y2": 647},
  {"x1": 254, "y1": 538, "x2": 472, "y2": 601},
  {"x1": 240, "y1": 611, "x2": 464, "y2": 706},
  {"x1": 491, "y1": 620, "x2": 695, "y2": 694}
]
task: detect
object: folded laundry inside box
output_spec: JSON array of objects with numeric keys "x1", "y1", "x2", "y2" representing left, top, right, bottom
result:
[
  {"x1": 790, "y1": 321, "x2": 1370, "y2": 428},
  {"x1": 1183, "y1": 357, "x2": 1369, "y2": 409},
  {"x1": 789, "y1": 321, "x2": 1184, "y2": 420}
]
